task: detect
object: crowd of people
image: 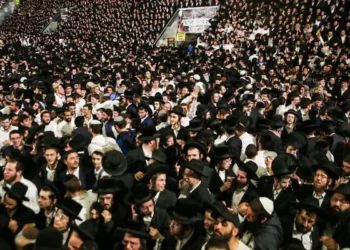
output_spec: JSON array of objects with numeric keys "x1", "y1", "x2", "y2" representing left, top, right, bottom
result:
[{"x1": 0, "y1": 0, "x2": 349, "y2": 249}]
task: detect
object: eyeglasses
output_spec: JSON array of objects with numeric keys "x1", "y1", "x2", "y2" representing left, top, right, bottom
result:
[
  {"x1": 55, "y1": 214, "x2": 68, "y2": 221},
  {"x1": 315, "y1": 174, "x2": 328, "y2": 179}
]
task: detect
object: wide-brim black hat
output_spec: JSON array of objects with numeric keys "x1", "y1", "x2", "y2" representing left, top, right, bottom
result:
[
  {"x1": 285, "y1": 132, "x2": 307, "y2": 149},
  {"x1": 143, "y1": 163, "x2": 169, "y2": 183},
  {"x1": 284, "y1": 109, "x2": 299, "y2": 118},
  {"x1": 196, "y1": 104, "x2": 209, "y2": 117},
  {"x1": 102, "y1": 150, "x2": 127, "y2": 176},
  {"x1": 184, "y1": 159, "x2": 208, "y2": 177},
  {"x1": 69, "y1": 135, "x2": 90, "y2": 151},
  {"x1": 130, "y1": 183, "x2": 153, "y2": 205},
  {"x1": 272, "y1": 153, "x2": 299, "y2": 175},
  {"x1": 116, "y1": 220, "x2": 151, "y2": 239},
  {"x1": 291, "y1": 200, "x2": 328, "y2": 218},
  {"x1": 208, "y1": 200, "x2": 240, "y2": 227},
  {"x1": 43, "y1": 180, "x2": 63, "y2": 202},
  {"x1": 3, "y1": 182, "x2": 29, "y2": 202},
  {"x1": 93, "y1": 178, "x2": 126, "y2": 194},
  {"x1": 312, "y1": 162, "x2": 339, "y2": 180},
  {"x1": 238, "y1": 161, "x2": 259, "y2": 180},
  {"x1": 326, "y1": 183, "x2": 350, "y2": 199},
  {"x1": 200, "y1": 129, "x2": 216, "y2": 143},
  {"x1": 138, "y1": 125, "x2": 161, "y2": 142},
  {"x1": 188, "y1": 118, "x2": 203, "y2": 132},
  {"x1": 169, "y1": 106, "x2": 185, "y2": 117},
  {"x1": 210, "y1": 145, "x2": 233, "y2": 160},
  {"x1": 170, "y1": 199, "x2": 203, "y2": 225},
  {"x1": 183, "y1": 141, "x2": 207, "y2": 159},
  {"x1": 270, "y1": 114, "x2": 285, "y2": 128},
  {"x1": 56, "y1": 198, "x2": 83, "y2": 221}
]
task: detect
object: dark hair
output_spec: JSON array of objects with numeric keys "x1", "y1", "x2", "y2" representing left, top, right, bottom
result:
[
  {"x1": 63, "y1": 150, "x2": 78, "y2": 160},
  {"x1": 249, "y1": 198, "x2": 272, "y2": 222},
  {"x1": 9, "y1": 130, "x2": 22, "y2": 138},
  {"x1": 115, "y1": 119, "x2": 127, "y2": 129},
  {"x1": 64, "y1": 175, "x2": 81, "y2": 193},
  {"x1": 79, "y1": 241, "x2": 99, "y2": 250},
  {"x1": 92, "y1": 150, "x2": 104, "y2": 157},
  {"x1": 205, "y1": 236, "x2": 230, "y2": 250},
  {"x1": 90, "y1": 123, "x2": 102, "y2": 134},
  {"x1": 83, "y1": 104, "x2": 93, "y2": 111},
  {"x1": 41, "y1": 186, "x2": 58, "y2": 202},
  {"x1": 5, "y1": 148, "x2": 21, "y2": 160},
  {"x1": 245, "y1": 144, "x2": 257, "y2": 159}
]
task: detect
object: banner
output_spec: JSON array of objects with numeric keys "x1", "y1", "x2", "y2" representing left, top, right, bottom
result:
[
  {"x1": 176, "y1": 33, "x2": 186, "y2": 41},
  {"x1": 179, "y1": 6, "x2": 218, "y2": 33},
  {"x1": 167, "y1": 37, "x2": 175, "y2": 47}
]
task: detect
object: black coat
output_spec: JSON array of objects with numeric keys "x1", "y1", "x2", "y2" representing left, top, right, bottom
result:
[
  {"x1": 280, "y1": 215, "x2": 322, "y2": 250},
  {"x1": 295, "y1": 185, "x2": 331, "y2": 210},
  {"x1": 333, "y1": 210, "x2": 350, "y2": 249},
  {"x1": 258, "y1": 130, "x2": 284, "y2": 154},
  {"x1": 187, "y1": 182, "x2": 213, "y2": 206},
  {"x1": 160, "y1": 227, "x2": 206, "y2": 250},
  {"x1": 240, "y1": 213, "x2": 283, "y2": 250},
  {"x1": 222, "y1": 135, "x2": 242, "y2": 159},
  {"x1": 248, "y1": 108, "x2": 264, "y2": 130},
  {"x1": 258, "y1": 176, "x2": 296, "y2": 217},
  {"x1": 226, "y1": 182, "x2": 259, "y2": 208},
  {"x1": 126, "y1": 147, "x2": 146, "y2": 174},
  {"x1": 209, "y1": 168, "x2": 235, "y2": 201},
  {"x1": 56, "y1": 166, "x2": 96, "y2": 190},
  {"x1": 40, "y1": 160, "x2": 66, "y2": 183},
  {"x1": 156, "y1": 189, "x2": 177, "y2": 210},
  {"x1": 160, "y1": 125, "x2": 189, "y2": 141}
]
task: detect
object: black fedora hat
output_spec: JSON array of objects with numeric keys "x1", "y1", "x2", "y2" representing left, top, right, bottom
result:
[
  {"x1": 200, "y1": 129, "x2": 216, "y2": 143},
  {"x1": 151, "y1": 149, "x2": 167, "y2": 164},
  {"x1": 312, "y1": 161, "x2": 339, "y2": 180},
  {"x1": 238, "y1": 161, "x2": 259, "y2": 180},
  {"x1": 291, "y1": 200, "x2": 328, "y2": 218},
  {"x1": 3, "y1": 182, "x2": 29, "y2": 203},
  {"x1": 209, "y1": 200, "x2": 240, "y2": 227},
  {"x1": 138, "y1": 125, "x2": 161, "y2": 142},
  {"x1": 152, "y1": 92, "x2": 164, "y2": 104},
  {"x1": 270, "y1": 114, "x2": 285, "y2": 128},
  {"x1": 116, "y1": 220, "x2": 151, "y2": 239},
  {"x1": 34, "y1": 227, "x2": 64, "y2": 250},
  {"x1": 143, "y1": 163, "x2": 169, "y2": 183},
  {"x1": 171, "y1": 199, "x2": 203, "y2": 224},
  {"x1": 196, "y1": 104, "x2": 209, "y2": 117},
  {"x1": 327, "y1": 183, "x2": 350, "y2": 200},
  {"x1": 184, "y1": 159, "x2": 208, "y2": 177},
  {"x1": 56, "y1": 197, "x2": 83, "y2": 221},
  {"x1": 93, "y1": 178, "x2": 126, "y2": 194},
  {"x1": 210, "y1": 145, "x2": 233, "y2": 160},
  {"x1": 223, "y1": 114, "x2": 238, "y2": 131},
  {"x1": 130, "y1": 183, "x2": 153, "y2": 205},
  {"x1": 272, "y1": 154, "x2": 298, "y2": 176},
  {"x1": 122, "y1": 90, "x2": 134, "y2": 100},
  {"x1": 102, "y1": 150, "x2": 127, "y2": 176},
  {"x1": 285, "y1": 132, "x2": 307, "y2": 149},
  {"x1": 183, "y1": 140, "x2": 207, "y2": 159},
  {"x1": 284, "y1": 109, "x2": 299, "y2": 118},
  {"x1": 69, "y1": 135, "x2": 90, "y2": 151},
  {"x1": 169, "y1": 106, "x2": 185, "y2": 117},
  {"x1": 188, "y1": 118, "x2": 203, "y2": 132}
]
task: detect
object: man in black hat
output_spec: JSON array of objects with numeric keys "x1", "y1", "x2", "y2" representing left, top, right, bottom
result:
[
  {"x1": 258, "y1": 154, "x2": 295, "y2": 217},
  {"x1": 182, "y1": 159, "x2": 213, "y2": 205},
  {"x1": 280, "y1": 200, "x2": 327, "y2": 250},
  {"x1": 258, "y1": 114, "x2": 285, "y2": 154},
  {"x1": 321, "y1": 183, "x2": 350, "y2": 250},
  {"x1": 281, "y1": 109, "x2": 299, "y2": 141},
  {"x1": 115, "y1": 220, "x2": 151, "y2": 250},
  {"x1": 296, "y1": 162, "x2": 339, "y2": 210},
  {"x1": 160, "y1": 106, "x2": 188, "y2": 147},
  {"x1": 130, "y1": 183, "x2": 170, "y2": 249},
  {"x1": 209, "y1": 201, "x2": 250, "y2": 250},
  {"x1": 138, "y1": 102, "x2": 154, "y2": 126},
  {"x1": 161, "y1": 199, "x2": 206, "y2": 250},
  {"x1": 122, "y1": 90, "x2": 138, "y2": 119},
  {"x1": 41, "y1": 145, "x2": 66, "y2": 182},
  {"x1": 226, "y1": 161, "x2": 259, "y2": 216},
  {"x1": 127, "y1": 125, "x2": 161, "y2": 181},
  {"x1": 222, "y1": 114, "x2": 242, "y2": 160},
  {"x1": 0, "y1": 182, "x2": 36, "y2": 245}
]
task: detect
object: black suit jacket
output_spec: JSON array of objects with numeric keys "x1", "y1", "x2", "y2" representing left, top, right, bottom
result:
[
  {"x1": 156, "y1": 189, "x2": 177, "y2": 210},
  {"x1": 161, "y1": 228, "x2": 206, "y2": 250},
  {"x1": 259, "y1": 130, "x2": 284, "y2": 154},
  {"x1": 126, "y1": 104, "x2": 138, "y2": 119},
  {"x1": 209, "y1": 168, "x2": 235, "y2": 201},
  {"x1": 57, "y1": 166, "x2": 95, "y2": 190},
  {"x1": 258, "y1": 176, "x2": 296, "y2": 217},
  {"x1": 223, "y1": 135, "x2": 242, "y2": 159},
  {"x1": 333, "y1": 211, "x2": 350, "y2": 249},
  {"x1": 295, "y1": 185, "x2": 331, "y2": 210},
  {"x1": 40, "y1": 160, "x2": 66, "y2": 183},
  {"x1": 160, "y1": 125, "x2": 189, "y2": 141},
  {"x1": 249, "y1": 108, "x2": 264, "y2": 130},
  {"x1": 226, "y1": 182, "x2": 259, "y2": 208},
  {"x1": 126, "y1": 147, "x2": 146, "y2": 174},
  {"x1": 280, "y1": 215, "x2": 322, "y2": 250},
  {"x1": 187, "y1": 182, "x2": 213, "y2": 206}
]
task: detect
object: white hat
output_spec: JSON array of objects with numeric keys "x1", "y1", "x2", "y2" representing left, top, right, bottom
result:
[
  {"x1": 240, "y1": 70, "x2": 247, "y2": 76},
  {"x1": 259, "y1": 197, "x2": 274, "y2": 215},
  {"x1": 245, "y1": 84, "x2": 253, "y2": 90},
  {"x1": 90, "y1": 120, "x2": 102, "y2": 125},
  {"x1": 194, "y1": 74, "x2": 201, "y2": 81},
  {"x1": 20, "y1": 77, "x2": 27, "y2": 83}
]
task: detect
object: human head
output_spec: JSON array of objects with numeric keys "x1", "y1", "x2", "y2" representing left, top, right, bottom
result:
[
  {"x1": 38, "y1": 186, "x2": 58, "y2": 210},
  {"x1": 53, "y1": 209, "x2": 70, "y2": 232},
  {"x1": 41, "y1": 110, "x2": 51, "y2": 125},
  {"x1": 3, "y1": 160, "x2": 23, "y2": 184},
  {"x1": 63, "y1": 150, "x2": 80, "y2": 170},
  {"x1": 295, "y1": 208, "x2": 317, "y2": 233},
  {"x1": 204, "y1": 209, "x2": 215, "y2": 232},
  {"x1": 44, "y1": 147, "x2": 60, "y2": 166},
  {"x1": 246, "y1": 197, "x2": 273, "y2": 223},
  {"x1": 99, "y1": 193, "x2": 114, "y2": 210},
  {"x1": 9, "y1": 130, "x2": 23, "y2": 148},
  {"x1": 92, "y1": 151, "x2": 103, "y2": 170},
  {"x1": 149, "y1": 173, "x2": 166, "y2": 192}
]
